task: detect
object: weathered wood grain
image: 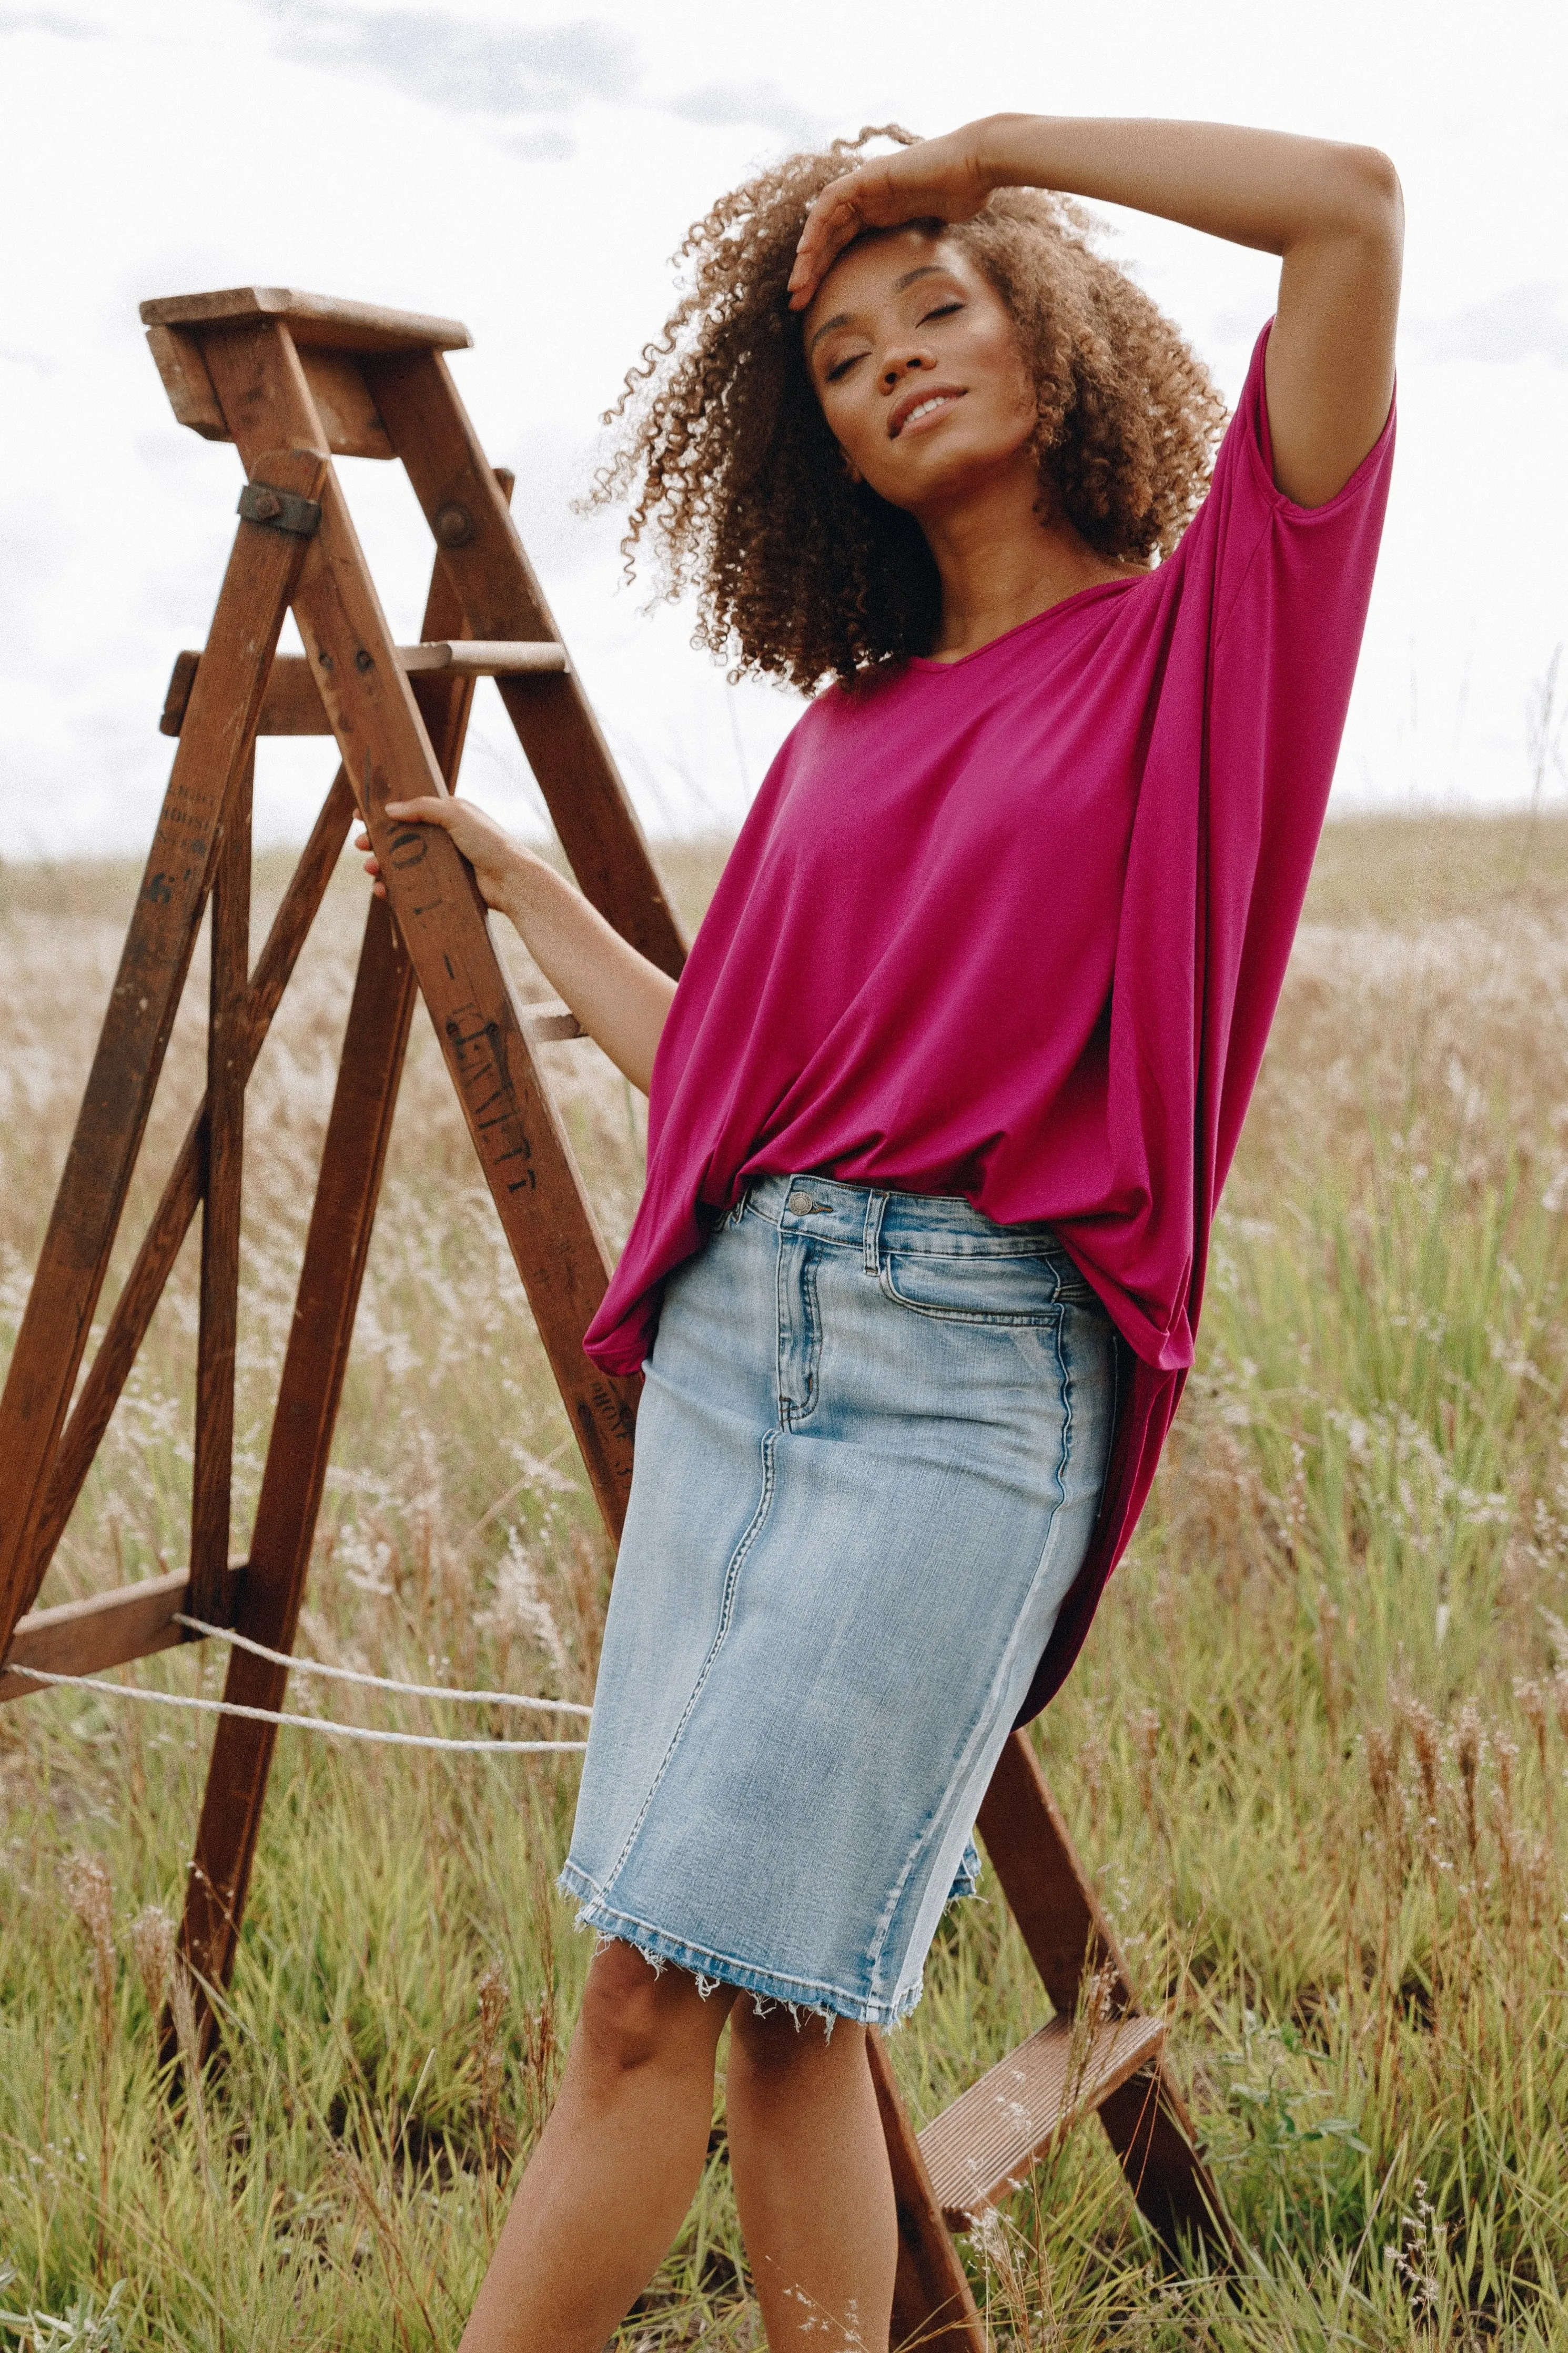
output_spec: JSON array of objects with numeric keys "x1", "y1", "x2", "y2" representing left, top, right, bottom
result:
[
  {"x1": 866, "y1": 2030, "x2": 985, "y2": 2353},
  {"x1": 1, "y1": 1568, "x2": 242, "y2": 1705},
  {"x1": 0, "y1": 448, "x2": 327, "y2": 1657},
  {"x1": 179, "y1": 519, "x2": 488, "y2": 2015},
  {"x1": 189, "y1": 752, "x2": 251, "y2": 1622},
  {"x1": 198, "y1": 317, "x2": 641, "y2": 1533},
  {"x1": 366, "y1": 347, "x2": 686, "y2": 978}
]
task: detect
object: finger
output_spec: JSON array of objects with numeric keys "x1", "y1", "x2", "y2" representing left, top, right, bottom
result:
[
  {"x1": 791, "y1": 191, "x2": 862, "y2": 275},
  {"x1": 789, "y1": 189, "x2": 890, "y2": 310},
  {"x1": 790, "y1": 179, "x2": 863, "y2": 265},
  {"x1": 382, "y1": 797, "x2": 450, "y2": 824},
  {"x1": 787, "y1": 232, "x2": 853, "y2": 309}
]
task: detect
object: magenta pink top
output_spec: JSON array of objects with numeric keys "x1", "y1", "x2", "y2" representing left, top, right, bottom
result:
[{"x1": 586, "y1": 323, "x2": 1395, "y2": 1716}]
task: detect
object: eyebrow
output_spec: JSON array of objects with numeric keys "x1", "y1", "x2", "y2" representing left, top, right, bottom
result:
[{"x1": 807, "y1": 264, "x2": 952, "y2": 357}]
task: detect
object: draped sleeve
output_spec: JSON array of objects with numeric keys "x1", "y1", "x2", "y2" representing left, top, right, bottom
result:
[{"x1": 1020, "y1": 324, "x2": 1395, "y2": 1717}]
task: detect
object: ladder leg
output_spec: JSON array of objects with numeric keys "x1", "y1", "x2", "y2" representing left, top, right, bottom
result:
[
  {"x1": 1094, "y1": 2062, "x2": 1232, "y2": 2271},
  {"x1": 189, "y1": 751, "x2": 252, "y2": 1623},
  {"x1": 178, "y1": 888, "x2": 418, "y2": 2028},
  {"x1": 177, "y1": 544, "x2": 490, "y2": 2033},
  {"x1": 866, "y1": 2030, "x2": 986, "y2": 2353},
  {"x1": 977, "y1": 1731, "x2": 1233, "y2": 2269},
  {"x1": 0, "y1": 450, "x2": 326, "y2": 1654}
]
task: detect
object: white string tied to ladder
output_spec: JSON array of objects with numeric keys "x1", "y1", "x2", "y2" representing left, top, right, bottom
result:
[
  {"x1": 5, "y1": 1619, "x2": 592, "y2": 1753},
  {"x1": 173, "y1": 1614, "x2": 592, "y2": 1716}
]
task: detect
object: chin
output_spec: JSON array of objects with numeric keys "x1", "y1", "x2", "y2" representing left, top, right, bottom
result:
[{"x1": 875, "y1": 436, "x2": 1027, "y2": 509}]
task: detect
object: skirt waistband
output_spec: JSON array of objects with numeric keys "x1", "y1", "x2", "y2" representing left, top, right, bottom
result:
[{"x1": 732, "y1": 1170, "x2": 1076, "y2": 1265}]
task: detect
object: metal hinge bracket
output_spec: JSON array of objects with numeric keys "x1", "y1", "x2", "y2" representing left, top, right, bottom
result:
[{"x1": 237, "y1": 480, "x2": 322, "y2": 537}]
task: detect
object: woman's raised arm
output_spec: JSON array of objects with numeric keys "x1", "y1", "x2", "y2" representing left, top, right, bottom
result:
[{"x1": 790, "y1": 116, "x2": 1402, "y2": 509}]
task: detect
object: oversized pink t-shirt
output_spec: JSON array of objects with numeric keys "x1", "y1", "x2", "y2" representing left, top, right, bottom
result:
[{"x1": 586, "y1": 322, "x2": 1395, "y2": 1717}]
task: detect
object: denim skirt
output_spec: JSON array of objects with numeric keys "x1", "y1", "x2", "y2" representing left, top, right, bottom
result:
[{"x1": 560, "y1": 1173, "x2": 1116, "y2": 2026}]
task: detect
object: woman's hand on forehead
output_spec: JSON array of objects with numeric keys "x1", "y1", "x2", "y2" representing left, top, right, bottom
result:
[{"x1": 788, "y1": 125, "x2": 997, "y2": 312}]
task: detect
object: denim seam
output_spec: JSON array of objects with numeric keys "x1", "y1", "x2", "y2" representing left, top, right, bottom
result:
[
  {"x1": 774, "y1": 1214, "x2": 790, "y2": 1422},
  {"x1": 865, "y1": 1321, "x2": 1077, "y2": 2006},
  {"x1": 593, "y1": 1427, "x2": 780, "y2": 1905},
  {"x1": 776, "y1": 1234, "x2": 823, "y2": 1429},
  {"x1": 798, "y1": 1250, "x2": 822, "y2": 1422}
]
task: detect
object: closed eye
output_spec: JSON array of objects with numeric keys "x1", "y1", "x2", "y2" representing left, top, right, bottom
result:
[{"x1": 822, "y1": 300, "x2": 961, "y2": 383}]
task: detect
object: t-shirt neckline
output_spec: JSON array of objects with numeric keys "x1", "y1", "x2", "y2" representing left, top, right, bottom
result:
[{"x1": 906, "y1": 572, "x2": 1149, "y2": 672}]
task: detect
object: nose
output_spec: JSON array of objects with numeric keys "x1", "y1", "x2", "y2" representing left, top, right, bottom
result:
[{"x1": 879, "y1": 347, "x2": 933, "y2": 393}]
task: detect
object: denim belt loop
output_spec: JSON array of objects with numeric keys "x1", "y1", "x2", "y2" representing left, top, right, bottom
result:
[{"x1": 862, "y1": 1190, "x2": 890, "y2": 1273}]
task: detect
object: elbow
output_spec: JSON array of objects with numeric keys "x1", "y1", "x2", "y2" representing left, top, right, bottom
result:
[{"x1": 1341, "y1": 143, "x2": 1404, "y2": 250}]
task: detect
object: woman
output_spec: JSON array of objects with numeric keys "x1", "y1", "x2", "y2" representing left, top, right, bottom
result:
[{"x1": 361, "y1": 113, "x2": 1400, "y2": 2353}]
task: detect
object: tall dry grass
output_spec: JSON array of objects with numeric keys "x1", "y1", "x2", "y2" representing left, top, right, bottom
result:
[{"x1": 3, "y1": 811, "x2": 1568, "y2": 2348}]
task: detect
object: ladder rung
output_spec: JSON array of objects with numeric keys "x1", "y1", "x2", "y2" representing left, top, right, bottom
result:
[
  {"x1": 399, "y1": 640, "x2": 567, "y2": 676},
  {"x1": 522, "y1": 999, "x2": 583, "y2": 1044},
  {"x1": 917, "y1": 2010, "x2": 1167, "y2": 2231},
  {"x1": 1, "y1": 1565, "x2": 244, "y2": 1704},
  {"x1": 161, "y1": 644, "x2": 567, "y2": 737}
]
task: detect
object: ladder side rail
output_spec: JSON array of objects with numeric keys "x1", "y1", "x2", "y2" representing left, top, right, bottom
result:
[
  {"x1": 0, "y1": 450, "x2": 328, "y2": 1651},
  {"x1": 866, "y1": 2030, "x2": 986, "y2": 2353},
  {"x1": 178, "y1": 521, "x2": 492, "y2": 2013},
  {"x1": 189, "y1": 753, "x2": 252, "y2": 1621},
  {"x1": 976, "y1": 1728, "x2": 1141, "y2": 2015},
  {"x1": 977, "y1": 1730, "x2": 1233, "y2": 2267},
  {"x1": 366, "y1": 348, "x2": 687, "y2": 979},
  {"x1": 178, "y1": 890, "x2": 421, "y2": 2023},
  {"x1": 26, "y1": 773, "x2": 358, "y2": 1599},
  {"x1": 199, "y1": 318, "x2": 640, "y2": 1532},
  {"x1": 1093, "y1": 2064, "x2": 1238, "y2": 2271},
  {"x1": 187, "y1": 482, "x2": 503, "y2": 1618}
]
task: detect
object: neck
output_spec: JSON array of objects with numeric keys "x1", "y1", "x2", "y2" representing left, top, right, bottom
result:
[{"x1": 915, "y1": 458, "x2": 1135, "y2": 662}]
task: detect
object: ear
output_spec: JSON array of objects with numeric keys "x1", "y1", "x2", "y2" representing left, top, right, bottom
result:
[{"x1": 839, "y1": 447, "x2": 863, "y2": 486}]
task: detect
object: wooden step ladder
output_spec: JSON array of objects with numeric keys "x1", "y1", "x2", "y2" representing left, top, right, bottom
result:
[{"x1": 0, "y1": 285, "x2": 1232, "y2": 2345}]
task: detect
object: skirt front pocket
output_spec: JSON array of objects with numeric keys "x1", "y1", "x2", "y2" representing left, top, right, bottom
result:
[{"x1": 877, "y1": 1245, "x2": 1088, "y2": 1324}]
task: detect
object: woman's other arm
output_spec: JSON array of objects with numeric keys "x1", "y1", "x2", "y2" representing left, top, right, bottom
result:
[
  {"x1": 358, "y1": 798, "x2": 676, "y2": 1094},
  {"x1": 791, "y1": 116, "x2": 1403, "y2": 509}
]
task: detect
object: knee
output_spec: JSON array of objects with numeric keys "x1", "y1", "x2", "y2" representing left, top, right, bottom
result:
[
  {"x1": 729, "y1": 1997, "x2": 864, "y2": 2084},
  {"x1": 575, "y1": 1940, "x2": 723, "y2": 2080}
]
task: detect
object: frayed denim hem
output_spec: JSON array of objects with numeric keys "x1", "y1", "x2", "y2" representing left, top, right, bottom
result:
[{"x1": 557, "y1": 1859, "x2": 927, "y2": 2030}]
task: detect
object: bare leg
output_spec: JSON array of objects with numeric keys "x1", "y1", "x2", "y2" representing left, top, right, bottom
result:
[
  {"x1": 725, "y1": 2002, "x2": 898, "y2": 2351},
  {"x1": 459, "y1": 1940, "x2": 735, "y2": 2353}
]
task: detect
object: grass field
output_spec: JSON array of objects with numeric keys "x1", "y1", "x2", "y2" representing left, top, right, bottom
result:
[{"x1": 3, "y1": 809, "x2": 1568, "y2": 2349}]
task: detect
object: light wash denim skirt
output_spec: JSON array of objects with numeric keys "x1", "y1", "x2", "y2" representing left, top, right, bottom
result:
[{"x1": 560, "y1": 1173, "x2": 1115, "y2": 2026}]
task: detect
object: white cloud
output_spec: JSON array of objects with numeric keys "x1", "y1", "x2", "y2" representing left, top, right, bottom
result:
[
  {"x1": 666, "y1": 78, "x2": 821, "y2": 142},
  {"x1": 0, "y1": 9, "x2": 106, "y2": 34},
  {"x1": 257, "y1": 2, "x2": 634, "y2": 113},
  {"x1": 1415, "y1": 282, "x2": 1568, "y2": 369}
]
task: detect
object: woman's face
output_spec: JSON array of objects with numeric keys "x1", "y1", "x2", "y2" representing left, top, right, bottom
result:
[{"x1": 802, "y1": 227, "x2": 1037, "y2": 514}]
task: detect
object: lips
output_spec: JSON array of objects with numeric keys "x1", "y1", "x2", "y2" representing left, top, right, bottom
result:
[{"x1": 887, "y1": 384, "x2": 966, "y2": 440}]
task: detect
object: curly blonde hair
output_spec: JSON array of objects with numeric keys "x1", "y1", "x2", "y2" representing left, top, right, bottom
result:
[{"x1": 593, "y1": 127, "x2": 1228, "y2": 693}]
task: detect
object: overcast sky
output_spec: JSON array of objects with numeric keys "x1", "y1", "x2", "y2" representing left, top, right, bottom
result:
[{"x1": 2, "y1": 0, "x2": 1565, "y2": 857}]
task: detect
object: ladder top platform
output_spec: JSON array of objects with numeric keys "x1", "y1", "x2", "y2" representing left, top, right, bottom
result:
[{"x1": 138, "y1": 287, "x2": 472, "y2": 355}]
